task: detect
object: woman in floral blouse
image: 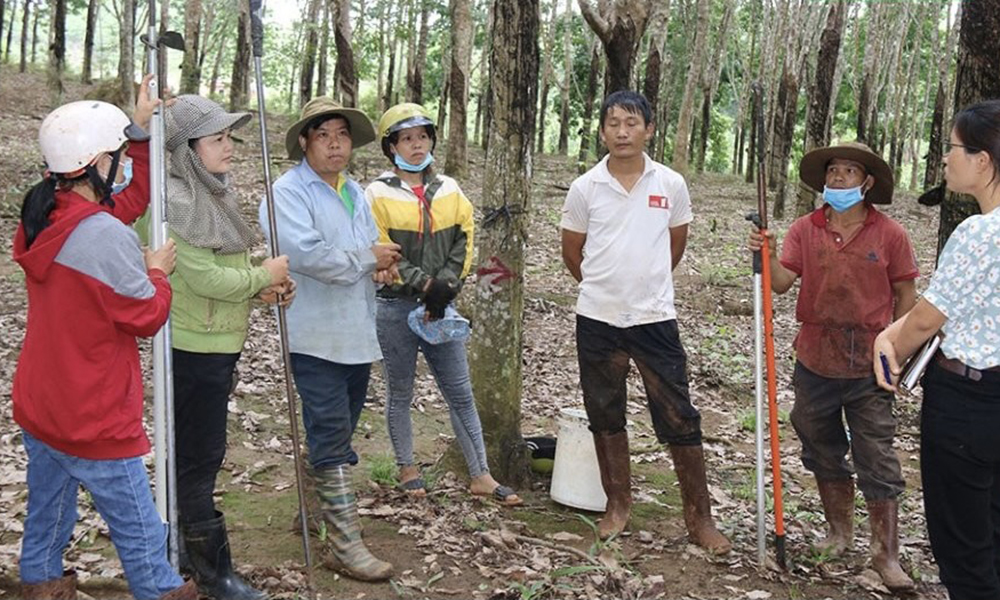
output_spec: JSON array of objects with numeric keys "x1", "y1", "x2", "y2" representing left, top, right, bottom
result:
[{"x1": 874, "y1": 99, "x2": 1000, "y2": 600}]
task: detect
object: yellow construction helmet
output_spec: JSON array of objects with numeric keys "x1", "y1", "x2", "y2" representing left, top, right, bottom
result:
[{"x1": 378, "y1": 103, "x2": 436, "y2": 160}]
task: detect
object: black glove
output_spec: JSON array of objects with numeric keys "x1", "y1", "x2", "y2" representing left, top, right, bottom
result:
[{"x1": 424, "y1": 278, "x2": 458, "y2": 320}]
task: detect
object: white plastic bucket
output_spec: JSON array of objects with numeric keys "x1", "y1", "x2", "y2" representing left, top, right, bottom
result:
[{"x1": 550, "y1": 408, "x2": 608, "y2": 512}]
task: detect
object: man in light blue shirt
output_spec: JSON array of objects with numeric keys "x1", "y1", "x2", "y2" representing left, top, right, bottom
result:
[{"x1": 259, "y1": 96, "x2": 400, "y2": 582}]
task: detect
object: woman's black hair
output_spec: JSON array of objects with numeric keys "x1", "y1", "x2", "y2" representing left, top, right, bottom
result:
[
  {"x1": 20, "y1": 176, "x2": 60, "y2": 249},
  {"x1": 953, "y1": 99, "x2": 1000, "y2": 186}
]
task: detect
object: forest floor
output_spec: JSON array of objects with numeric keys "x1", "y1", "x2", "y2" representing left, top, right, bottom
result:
[{"x1": 0, "y1": 67, "x2": 949, "y2": 599}]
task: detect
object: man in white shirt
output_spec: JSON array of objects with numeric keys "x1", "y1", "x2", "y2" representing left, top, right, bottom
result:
[{"x1": 561, "y1": 91, "x2": 730, "y2": 554}]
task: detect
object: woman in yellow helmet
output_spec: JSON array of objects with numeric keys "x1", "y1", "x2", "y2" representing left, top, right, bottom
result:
[{"x1": 365, "y1": 103, "x2": 522, "y2": 505}]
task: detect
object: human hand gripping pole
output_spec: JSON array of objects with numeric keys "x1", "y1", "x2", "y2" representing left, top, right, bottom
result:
[
  {"x1": 750, "y1": 81, "x2": 786, "y2": 570},
  {"x1": 249, "y1": 0, "x2": 315, "y2": 593}
]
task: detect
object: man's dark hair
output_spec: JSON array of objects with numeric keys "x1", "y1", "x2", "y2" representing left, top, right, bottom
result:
[
  {"x1": 598, "y1": 91, "x2": 653, "y2": 129},
  {"x1": 302, "y1": 114, "x2": 351, "y2": 138}
]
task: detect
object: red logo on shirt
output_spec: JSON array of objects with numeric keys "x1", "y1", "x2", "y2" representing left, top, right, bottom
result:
[{"x1": 648, "y1": 195, "x2": 670, "y2": 209}]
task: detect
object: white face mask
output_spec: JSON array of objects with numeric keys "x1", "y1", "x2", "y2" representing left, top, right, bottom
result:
[{"x1": 111, "y1": 158, "x2": 133, "y2": 195}]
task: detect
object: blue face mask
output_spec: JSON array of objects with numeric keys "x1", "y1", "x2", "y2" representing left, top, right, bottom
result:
[
  {"x1": 394, "y1": 152, "x2": 434, "y2": 173},
  {"x1": 111, "y1": 158, "x2": 133, "y2": 195},
  {"x1": 823, "y1": 184, "x2": 865, "y2": 213}
]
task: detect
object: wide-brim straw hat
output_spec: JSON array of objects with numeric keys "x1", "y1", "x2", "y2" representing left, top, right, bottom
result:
[
  {"x1": 165, "y1": 95, "x2": 251, "y2": 152},
  {"x1": 285, "y1": 96, "x2": 376, "y2": 160},
  {"x1": 799, "y1": 141, "x2": 894, "y2": 205}
]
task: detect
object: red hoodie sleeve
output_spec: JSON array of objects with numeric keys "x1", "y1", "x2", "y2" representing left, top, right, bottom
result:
[
  {"x1": 109, "y1": 140, "x2": 152, "y2": 226},
  {"x1": 103, "y1": 268, "x2": 172, "y2": 338}
]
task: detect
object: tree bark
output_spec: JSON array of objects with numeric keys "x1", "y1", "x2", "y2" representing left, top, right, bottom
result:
[
  {"x1": 179, "y1": 0, "x2": 203, "y2": 94},
  {"x1": 474, "y1": 4, "x2": 492, "y2": 147},
  {"x1": 925, "y1": 4, "x2": 959, "y2": 191},
  {"x1": 208, "y1": 18, "x2": 229, "y2": 96},
  {"x1": 19, "y1": 0, "x2": 30, "y2": 73},
  {"x1": 770, "y1": 64, "x2": 798, "y2": 219},
  {"x1": 334, "y1": 0, "x2": 357, "y2": 106},
  {"x1": 556, "y1": 0, "x2": 573, "y2": 156},
  {"x1": 695, "y1": 0, "x2": 734, "y2": 173},
  {"x1": 576, "y1": 34, "x2": 600, "y2": 173},
  {"x1": 298, "y1": 0, "x2": 322, "y2": 107},
  {"x1": 4, "y1": 0, "x2": 16, "y2": 62},
  {"x1": 317, "y1": 0, "x2": 330, "y2": 97},
  {"x1": 642, "y1": 0, "x2": 669, "y2": 154},
  {"x1": 79, "y1": 0, "x2": 100, "y2": 81},
  {"x1": 445, "y1": 0, "x2": 472, "y2": 177},
  {"x1": 578, "y1": 0, "x2": 651, "y2": 94},
  {"x1": 469, "y1": 0, "x2": 539, "y2": 487},
  {"x1": 671, "y1": 0, "x2": 711, "y2": 174},
  {"x1": 536, "y1": 0, "x2": 558, "y2": 153},
  {"x1": 937, "y1": 0, "x2": 1000, "y2": 256},
  {"x1": 228, "y1": 0, "x2": 250, "y2": 111},
  {"x1": 794, "y1": 0, "x2": 844, "y2": 216},
  {"x1": 29, "y1": 0, "x2": 37, "y2": 64},
  {"x1": 0, "y1": 0, "x2": 6, "y2": 65},
  {"x1": 410, "y1": 0, "x2": 429, "y2": 103},
  {"x1": 112, "y1": 0, "x2": 130, "y2": 107}
]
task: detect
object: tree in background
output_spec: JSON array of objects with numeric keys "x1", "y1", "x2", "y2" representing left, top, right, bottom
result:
[
  {"x1": 468, "y1": 0, "x2": 539, "y2": 486},
  {"x1": 936, "y1": 0, "x2": 1000, "y2": 255}
]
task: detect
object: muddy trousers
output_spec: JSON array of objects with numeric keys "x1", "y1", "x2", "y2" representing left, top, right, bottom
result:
[
  {"x1": 921, "y1": 362, "x2": 1000, "y2": 600},
  {"x1": 575, "y1": 315, "x2": 701, "y2": 444},
  {"x1": 790, "y1": 361, "x2": 904, "y2": 501}
]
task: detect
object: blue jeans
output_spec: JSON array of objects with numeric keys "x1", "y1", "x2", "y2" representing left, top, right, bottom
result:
[
  {"x1": 20, "y1": 431, "x2": 183, "y2": 599},
  {"x1": 376, "y1": 297, "x2": 489, "y2": 478},
  {"x1": 290, "y1": 353, "x2": 370, "y2": 470}
]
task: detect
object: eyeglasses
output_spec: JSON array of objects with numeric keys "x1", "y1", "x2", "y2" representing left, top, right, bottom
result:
[{"x1": 944, "y1": 141, "x2": 981, "y2": 155}]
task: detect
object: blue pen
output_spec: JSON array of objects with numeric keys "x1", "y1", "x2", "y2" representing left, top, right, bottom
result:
[{"x1": 880, "y1": 352, "x2": 892, "y2": 385}]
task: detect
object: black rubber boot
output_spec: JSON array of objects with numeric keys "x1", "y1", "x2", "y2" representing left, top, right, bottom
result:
[{"x1": 181, "y1": 511, "x2": 267, "y2": 600}]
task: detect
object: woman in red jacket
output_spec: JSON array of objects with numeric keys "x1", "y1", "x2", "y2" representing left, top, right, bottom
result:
[{"x1": 12, "y1": 77, "x2": 195, "y2": 600}]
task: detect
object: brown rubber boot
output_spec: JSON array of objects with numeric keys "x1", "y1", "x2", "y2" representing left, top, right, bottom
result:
[
  {"x1": 669, "y1": 444, "x2": 732, "y2": 555},
  {"x1": 159, "y1": 580, "x2": 199, "y2": 600},
  {"x1": 868, "y1": 499, "x2": 915, "y2": 592},
  {"x1": 593, "y1": 430, "x2": 632, "y2": 540},
  {"x1": 814, "y1": 478, "x2": 855, "y2": 557},
  {"x1": 20, "y1": 570, "x2": 77, "y2": 599},
  {"x1": 315, "y1": 465, "x2": 393, "y2": 581}
]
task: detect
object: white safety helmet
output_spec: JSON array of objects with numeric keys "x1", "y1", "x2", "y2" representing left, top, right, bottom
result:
[{"x1": 38, "y1": 101, "x2": 149, "y2": 175}]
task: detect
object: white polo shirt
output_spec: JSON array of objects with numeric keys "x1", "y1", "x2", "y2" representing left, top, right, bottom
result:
[{"x1": 560, "y1": 153, "x2": 692, "y2": 328}]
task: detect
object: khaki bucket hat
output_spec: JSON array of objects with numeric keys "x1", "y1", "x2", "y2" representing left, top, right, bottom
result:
[
  {"x1": 285, "y1": 97, "x2": 376, "y2": 160},
  {"x1": 799, "y1": 141, "x2": 894, "y2": 205}
]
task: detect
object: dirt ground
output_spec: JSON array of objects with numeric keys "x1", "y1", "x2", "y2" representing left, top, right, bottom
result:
[{"x1": 0, "y1": 66, "x2": 948, "y2": 599}]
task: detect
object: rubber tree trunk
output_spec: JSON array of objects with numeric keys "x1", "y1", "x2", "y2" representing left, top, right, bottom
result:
[
  {"x1": 795, "y1": 0, "x2": 844, "y2": 216},
  {"x1": 444, "y1": 0, "x2": 471, "y2": 178},
  {"x1": 937, "y1": 0, "x2": 1000, "y2": 257},
  {"x1": 333, "y1": 0, "x2": 357, "y2": 106},
  {"x1": 576, "y1": 35, "x2": 600, "y2": 173},
  {"x1": 228, "y1": 0, "x2": 250, "y2": 111},
  {"x1": 468, "y1": 0, "x2": 539, "y2": 487},
  {"x1": 81, "y1": 0, "x2": 97, "y2": 82},
  {"x1": 556, "y1": 0, "x2": 573, "y2": 156},
  {"x1": 112, "y1": 0, "x2": 129, "y2": 107},
  {"x1": 578, "y1": 0, "x2": 651, "y2": 95},
  {"x1": 671, "y1": 0, "x2": 711, "y2": 174},
  {"x1": 179, "y1": 0, "x2": 203, "y2": 94},
  {"x1": 297, "y1": 0, "x2": 322, "y2": 107}
]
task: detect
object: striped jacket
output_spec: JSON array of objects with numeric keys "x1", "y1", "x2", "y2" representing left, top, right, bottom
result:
[{"x1": 365, "y1": 171, "x2": 475, "y2": 300}]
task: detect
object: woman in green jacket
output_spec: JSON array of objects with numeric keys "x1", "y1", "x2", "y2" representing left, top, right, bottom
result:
[{"x1": 154, "y1": 95, "x2": 292, "y2": 600}]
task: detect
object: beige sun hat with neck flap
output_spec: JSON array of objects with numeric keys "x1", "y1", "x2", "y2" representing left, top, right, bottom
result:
[
  {"x1": 285, "y1": 96, "x2": 376, "y2": 160},
  {"x1": 799, "y1": 141, "x2": 894, "y2": 205}
]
